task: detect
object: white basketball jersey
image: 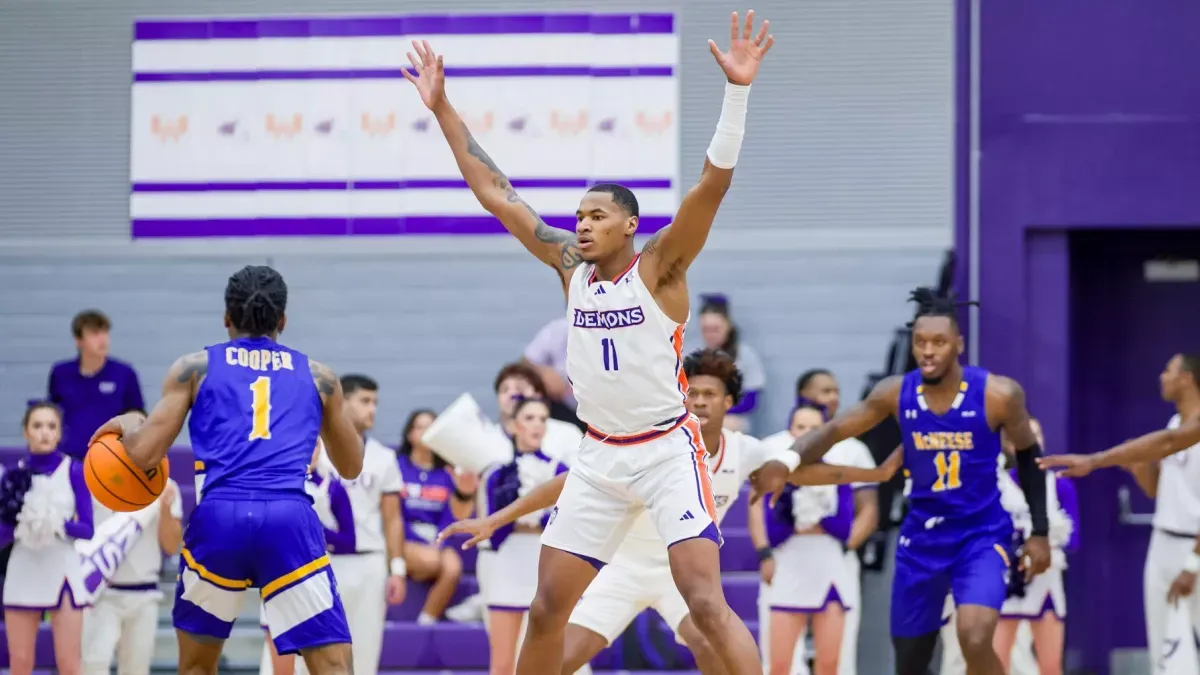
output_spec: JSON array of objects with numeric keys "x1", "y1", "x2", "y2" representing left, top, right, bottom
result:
[
  {"x1": 1153, "y1": 414, "x2": 1200, "y2": 534},
  {"x1": 608, "y1": 430, "x2": 799, "y2": 569},
  {"x1": 316, "y1": 436, "x2": 404, "y2": 553},
  {"x1": 565, "y1": 256, "x2": 687, "y2": 435}
]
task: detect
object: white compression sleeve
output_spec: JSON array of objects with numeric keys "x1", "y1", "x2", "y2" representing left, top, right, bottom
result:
[{"x1": 705, "y1": 82, "x2": 751, "y2": 169}]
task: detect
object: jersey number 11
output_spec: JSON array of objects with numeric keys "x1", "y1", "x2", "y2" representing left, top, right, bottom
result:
[{"x1": 601, "y1": 338, "x2": 620, "y2": 371}]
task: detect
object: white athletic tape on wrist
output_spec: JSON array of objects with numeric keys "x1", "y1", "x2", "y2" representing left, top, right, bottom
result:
[
  {"x1": 705, "y1": 82, "x2": 750, "y2": 169},
  {"x1": 390, "y1": 557, "x2": 407, "y2": 578},
  {"x1": 1183, "y1": 551, "x2": 1200, "y2": 575}
]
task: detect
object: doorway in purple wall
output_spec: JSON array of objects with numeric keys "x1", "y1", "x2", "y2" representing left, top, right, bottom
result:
[{"x1": 1069, "y1": 229, "x2": 1200, "y2": 673}]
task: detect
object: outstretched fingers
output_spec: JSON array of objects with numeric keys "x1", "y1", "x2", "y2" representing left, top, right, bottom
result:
[
  {"x1": 742, "y1": 9, "x2": 755, "y2": 41},
  {"x1": 754, "y1": 19, "x2": 770, "y2": 47},
  {"x1": 729, "y1": 11, "x2": 739, "y2": 44}
]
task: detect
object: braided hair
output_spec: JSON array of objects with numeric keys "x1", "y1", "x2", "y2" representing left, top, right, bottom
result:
[
  {"x1": 225, "y1": 266, "x2": 288, "y2": 337},
  {"x1": 907, "y1": 286, "x2": 969, "y2": 332}
]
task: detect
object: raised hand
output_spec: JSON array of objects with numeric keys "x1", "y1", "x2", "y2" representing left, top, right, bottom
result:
[
  {"x1": 708, "y1": 10, "x2": 774, "y2": 86},
  {"x1": 402, "y1": 40, "x2": 446, "y2": 111},
  {"x1": 438, "y1": 517, "x2": 497, "y2": 550}
]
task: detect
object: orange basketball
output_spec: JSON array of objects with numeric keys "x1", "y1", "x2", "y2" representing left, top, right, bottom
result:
[{"x1": 84, "y1": 433, "x2": 170, "y2": 512}]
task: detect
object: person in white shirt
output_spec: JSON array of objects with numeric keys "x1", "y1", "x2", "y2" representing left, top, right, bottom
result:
[
  {"x1": 440, "y1": 348, "x2": 800, "y2": 674},
  {"x1": 1042, "y1": 353, "x2": 1200, "y2": 672},
  {"x1": 759, "y1": 370, "x2": 880, "y2": 675},
  {"x1": 81, "y1": 477, "x2": 183, "y2": 675},
  {"x1": 312, "y1": 375, "x2": 407, "y2": 675}
]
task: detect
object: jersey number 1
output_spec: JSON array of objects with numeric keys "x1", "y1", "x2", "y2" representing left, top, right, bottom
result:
[
  {"x1": 249, "y1": 376, "x2": 272, "y2": 441},
  {"x1": 601, "y1": 338, "x2": 619, "y2": 371},
  {"x1": 932, "y1": 450, "x2": 961, "y2": 492}
]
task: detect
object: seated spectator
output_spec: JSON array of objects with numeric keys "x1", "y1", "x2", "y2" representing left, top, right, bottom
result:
[
  {"x1": 48, "y1": 310, "x2": 143, "y2": 459},
  {"x1": 698, "y1": 294, "x2": 765, "y2": 432},
  {"x1": 2, "y1": 401, "x2": 94, "y2": 675},
  {"x1": 397, "y1": 409, "x2": 475, "y2": 625},
  {"x1": 523, "y1": 314, "x2": 584, "y2": 431},
  {"x1": 796, "y1": 369, "x2": 840, "y2": 415}
]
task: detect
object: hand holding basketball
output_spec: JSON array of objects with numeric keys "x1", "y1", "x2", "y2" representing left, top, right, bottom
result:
[{"x1": 84, "y1": 433, "x2": 170, "y2": 513}]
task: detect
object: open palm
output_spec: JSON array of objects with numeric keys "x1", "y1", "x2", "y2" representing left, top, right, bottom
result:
[
  {"x1": 402, "y1": 40, "x2": 446, "y2": 110},
  {"x1": 709, "y1": 10, "x2": 774, "y2": 86}
]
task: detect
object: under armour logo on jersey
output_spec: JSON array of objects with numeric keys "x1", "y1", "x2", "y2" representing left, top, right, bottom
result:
[
  {"x1": 898, "y1": 536, "x2": 911, "y2": 547},
  {"x1": 679, "y1": 510, "x2": 695, "y2": 521},
  {"x1": 904, "y1": 409, "x2": 918, "y2": 419},
  {"x1": 961, "y1": 410, "x2": 977, "y2": 418},
  {"x1": 594, "y1": 286, "x2": 607, "y2": 295}
]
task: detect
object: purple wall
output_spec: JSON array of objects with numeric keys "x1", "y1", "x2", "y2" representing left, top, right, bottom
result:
[{"x1": 961, "y1": 1, "x2": 1200, "y2": 672}]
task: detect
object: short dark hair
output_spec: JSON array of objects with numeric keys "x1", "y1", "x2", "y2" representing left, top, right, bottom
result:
[
  {"x1": 796, "y1": 369, "x2": 833, "y2": 397},
  {"x1": 791, "y1": 398, "x2": 829, "y2": 424},
  {"x1": 907, "y1": 287, "x2": 964, "y2": 332},
  {"x1": 587, "y1": 183, "x2": 640, "y2": 218},
  {"x1": 1180, "y1": 354, "x2": 1200, "y2": 388},
  {"x1": 493, "y1": 362, "x2": 548, "y2": 398},
  {"x1": 398, "y1": 408, "x2": 445, "y2": 470},
  {"x1": 340, "y1": 374, "x2": 378, "y2": 397},
  {"x1": 512, "y1": 396, "x2": 549, "y2": 418},
  {"x1": 699, "y1": 294, "x2": 740, "y2": 360},
  {"x1": 682, "y1": 348, "x2": 744, "y2": 405},
  {"x1": 71, "y1": 310, "x2": 111, "y2": 339},
  {"x1": 22, "y1": 401, "x2": 62, "y2": 429},
  {"x1": 225, "y1": 266, "x2": 288, "y2": 337}
]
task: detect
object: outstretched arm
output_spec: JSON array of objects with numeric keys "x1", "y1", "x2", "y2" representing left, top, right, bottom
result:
[
  {"x1": 790, "y1": 447, "x2": 904, "y2": 487},
  {"x1": 1085, "y1": 418, "x2": 1200, "y2": 468},
  {"x1": 437, "y1": 471, "x2": 568, "y2": 549},
  {"x1": 311, "y1": 360, "x2": 364, "y2": 480},
  {"x1": 793, "y1": 376, "x2": 901, "y2": 466},
  {"x1": 641, "y1": 12, "x2": 773, "y2": 280},
  {"x1": 90, "y1": 352, "x2": 204, "y2": 473},
  {"x1": 402, "y1": 40, "x2": 582, "y2": 287}
]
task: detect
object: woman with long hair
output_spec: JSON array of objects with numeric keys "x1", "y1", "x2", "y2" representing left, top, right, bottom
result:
[
  {"x1": 397, "y1": 408, "x2": 476, "y2": 624},
  {"x1": 994, "y1": 418, "x2": 1079, "y2": 675},
  {"x1": 1, "y1": 401, "x2": 94, "y2": 675},
  {"x1": 697, "y1": 294, "x2": 766, "y2": 432},
  {"x1": 751, "y1": 402, "x2": 854, "y2": 675},
  {"x1": 478, "y1": 397, "x2": 567, "y2": 675}
]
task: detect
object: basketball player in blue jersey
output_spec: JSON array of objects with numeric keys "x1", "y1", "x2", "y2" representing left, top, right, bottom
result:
[
  {"x1": 784, "y1": 288, "x2": 1053, "y2": 675},
  {"x1": 89, "y1": 265, "x2": 364, "y2": 675}
]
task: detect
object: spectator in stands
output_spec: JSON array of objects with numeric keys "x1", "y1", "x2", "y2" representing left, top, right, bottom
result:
[
  {"x1": 492, "y1": 362, "x2": 582, "y2": 467},
  {"x1": 792, "y1": 368, "x2": 879, "y2": 675},
  {"x1": 698, "y1": 294, "x2": 765, "y2": 432},
  {"x1": 753, "y1": 402, "x2": 852, "y2": 675},
  {"x1": 397, "y1": 409, "x2": 475, "y2": 625},
  {"x1": 48, "y1": 311, "x2": 144, "y2": 459},
  {"x1": 523, "y1": 315, "x2": 584, "y2": 431},
  {"x1": 82, "y1": 419, "x2": 183, "y2": 675},
  {"x1": 2, "y1": 401, "x2": 94, "y2": 675}
]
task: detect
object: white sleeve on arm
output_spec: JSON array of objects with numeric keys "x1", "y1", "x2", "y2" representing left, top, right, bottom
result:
[{"x1": 741, "y1": 433, "x2": 799, "y2": 478}]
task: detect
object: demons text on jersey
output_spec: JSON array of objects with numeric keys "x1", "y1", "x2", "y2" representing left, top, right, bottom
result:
[{"x1": 572, "y1": 307, "x2": 646, "y2": 330}]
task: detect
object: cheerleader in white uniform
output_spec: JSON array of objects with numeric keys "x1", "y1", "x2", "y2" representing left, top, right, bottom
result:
[
  {"x1": 478, "y1": 397, "x2": 567, "y2": 675},
  {"x1": 751, "y1": 402, "x2": 854, "y2": 675},
  {"x1": 994, "y1": 418, "x2": 1079, "y2": 675},
  {"x1": 1, "y1": 402, "x2": 94, "y2": 675}
]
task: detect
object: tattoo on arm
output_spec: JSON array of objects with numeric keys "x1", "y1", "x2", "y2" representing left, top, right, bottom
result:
[
  {"x1": 310, "y1": 361, "x2": 338, "y2": 397},
  {"x1": 461, "y1": 121, "x2": 582, "y2": 273},
  {"x1": 175, "y1": 352, "x2": 208, "y2": 385},
  {"x1": 642, "y1": 230, "x2": 663, "y2": 256}
]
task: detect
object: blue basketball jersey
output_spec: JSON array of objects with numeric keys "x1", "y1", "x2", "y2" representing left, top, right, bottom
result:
[
  {"x1": 188, "y1": 336, "x2": 321, "y2": 500},
  {"x1": 898, "y1": 365, "x2": 1005, "y2": 527}
]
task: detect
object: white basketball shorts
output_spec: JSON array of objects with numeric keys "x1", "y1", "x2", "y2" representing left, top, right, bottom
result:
[
  {"x1": 568, "y1": 559, "x2": 690, "y2": 643},
  {"x1": 541, "y1": 414, "x2": 720, "y2": 567}
]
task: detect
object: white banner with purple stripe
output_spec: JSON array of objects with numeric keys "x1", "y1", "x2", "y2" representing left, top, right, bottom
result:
[{"x1": 130, "y1": 14, "x2": 679, "y2": 238}]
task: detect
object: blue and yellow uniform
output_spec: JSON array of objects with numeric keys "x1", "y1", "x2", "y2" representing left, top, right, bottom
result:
[
  {"x1": 175, "y1": 336, "x2": 350, "y2": 654},
  {"x1": 891, "y1": 365, "x2": 1014, "y2": 638}
]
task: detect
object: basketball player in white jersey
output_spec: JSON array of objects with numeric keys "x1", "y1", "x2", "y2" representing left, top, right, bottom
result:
[
  {"x1": 440, "y1": 349, "x2": 799, "y2": 674},
  {"x1": 404, "y1": 12, "x2": 774, "y2": 673},
  {"x1": 81, "y1": 477, "x2": 183, "y2": 675},
  {"x1": 1042, "y1": 353, "x2": 1200, "y2": 671}
]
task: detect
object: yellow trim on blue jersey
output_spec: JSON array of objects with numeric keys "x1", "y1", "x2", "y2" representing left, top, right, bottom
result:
[
  {"x1": 194, "y1": 460, "x2": 206, "y2": 472},
  {"x1": 180, "y1": 547, "x2": 252, "y2": 590},
  {"x1": 260, "y1": 554, "x2": 332, "y2": 601},
  {"x1": 993, "y1": 544, "x2": 1011, "y2": 568}
]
